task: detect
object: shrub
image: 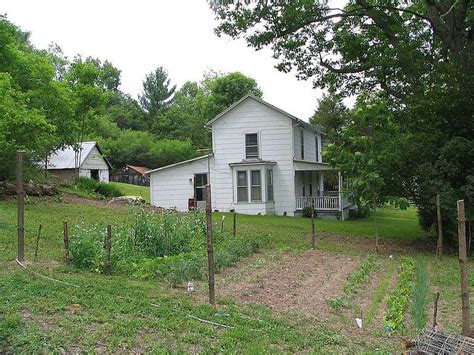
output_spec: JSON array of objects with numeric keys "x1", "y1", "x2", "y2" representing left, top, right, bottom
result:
[
  {"x1": 77, "y1": 177, "x2": 122, "y2": 198},
  {"x1": 302, "y1": 207, "x2": 315, "y2": 218},
  {"x1": 94, "y1": 182, "x2": 122, "y2": 198}
]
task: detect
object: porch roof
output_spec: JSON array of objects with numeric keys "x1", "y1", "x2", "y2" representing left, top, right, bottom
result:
[
  {"x1": 293, "y1": 160, "x2": 335, "y2": 171},
  {"x1": 229, "y1": 159, "x2": 277, "y2": 167}
]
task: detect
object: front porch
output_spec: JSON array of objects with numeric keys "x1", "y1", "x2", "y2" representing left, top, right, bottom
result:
[{"x1": 293, "y1": 164, "x2": 350, "y2": 219}]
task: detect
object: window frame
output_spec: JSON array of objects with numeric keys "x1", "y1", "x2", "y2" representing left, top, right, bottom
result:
[
  {"x1": 245, "y1": 133, "x2": 259, "y2": 159},
  {"x1": 194, "y1": 173, "x2": 208, "y2": 202},
  {"x1": 236, "y1": 171, "x2": 248, "y2": 202},
  {"x1": 300, "y1": 128, "x2": 305, "y2": 160},
  {"x1": 266, "y1": 169, "x2": 273, "y2": 202},
  {"x1": 315, "y1": 135, "x2": 319, "y2": 162},
  {"x1": 250, "y1": 170, "x2": 262, "y2": 202}
]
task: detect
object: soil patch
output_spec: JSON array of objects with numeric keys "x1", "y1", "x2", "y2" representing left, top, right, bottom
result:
[{"x1": 216, "y1": 249, "x2": 361, "y2": 320}]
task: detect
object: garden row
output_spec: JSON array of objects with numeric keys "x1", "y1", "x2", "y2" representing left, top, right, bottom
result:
[
  {"x1": 327, "y1": 254, "x2": 430, "y2": 335},
  {"x1": 69, "y1": 207, "x2": 268, "y2": 285}
]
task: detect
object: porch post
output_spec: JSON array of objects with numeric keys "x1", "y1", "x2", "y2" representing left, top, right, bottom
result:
[
  {"x1": 319, "y1": 172, "x2": 324, "y2": 196},
  {"x1": 338, "y1": 172, "x2": 344, "y2": 221}
]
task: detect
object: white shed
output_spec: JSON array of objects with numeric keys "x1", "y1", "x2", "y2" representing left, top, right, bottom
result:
[{"x1": 46, "y1": 141, "x2": 111, "y2": 183}]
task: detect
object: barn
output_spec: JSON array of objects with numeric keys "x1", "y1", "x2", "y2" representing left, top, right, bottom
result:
[
  {"x1": 111, "y1": 165, "x2": 150, "y2": 186},
  {"x1": 46, "y1": 141, "x2": 111, "y2": 183}
]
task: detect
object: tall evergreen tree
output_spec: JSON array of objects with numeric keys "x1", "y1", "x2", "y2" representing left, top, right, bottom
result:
[{"x1": 139, "y1": 66, "x2": 176, "y2": 116}]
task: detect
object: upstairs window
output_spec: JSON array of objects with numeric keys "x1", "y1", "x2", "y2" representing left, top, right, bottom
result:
[
  {"x1": 237, "y1": 171, "x2": 248, "y2": 202},
  {"x1": 315, "y1": 135, "x2": 319, "y2": 162},
  {"x1": 251, "y1": 170, "x2": 262, "y2": 202},
  {"x1": 245, "y1": 133, "x2": 259, "y2": 158},
  {"x1": 300, "y1": 128, "x2": 305, "y2": 160}
]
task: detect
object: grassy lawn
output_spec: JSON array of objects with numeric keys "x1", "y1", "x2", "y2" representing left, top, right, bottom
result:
[
  {"x1": 1, "y1": 196, "x2": 472, "y2": 353},
  {"x1": 109, "y1": 182, "x2": 150, "y2": 202}
]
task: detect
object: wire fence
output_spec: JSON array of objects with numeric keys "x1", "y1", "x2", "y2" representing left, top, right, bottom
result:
[{"x1": 411, "y1": 328, "x2": 474, "y2": 354}]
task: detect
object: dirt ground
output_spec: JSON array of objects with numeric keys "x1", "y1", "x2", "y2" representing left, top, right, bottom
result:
[{"x1": 192, "y1": 250, "x2": 363, "y2": 320}]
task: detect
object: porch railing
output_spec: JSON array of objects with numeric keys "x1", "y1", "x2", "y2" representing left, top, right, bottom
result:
[{"x1": 296, "y1": 196, "x2": 340, "y2": 211}]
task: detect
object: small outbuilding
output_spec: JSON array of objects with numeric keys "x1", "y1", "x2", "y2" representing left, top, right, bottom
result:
[
  {"x1": 46, "y1": 141, "x2": 111, "y2": 183},
  {"x1": 111, "y1": 165, "x2": 150, "y2": 186}
]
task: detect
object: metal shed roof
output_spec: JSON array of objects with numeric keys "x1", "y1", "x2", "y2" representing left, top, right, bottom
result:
[{"x1": 46, "y1": 141, "x2": 111, "y2": 170}]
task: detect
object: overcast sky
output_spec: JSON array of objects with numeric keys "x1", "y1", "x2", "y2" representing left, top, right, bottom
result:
[{"x1": 2, "y1": 0, "x2": 328, "y2": 120}]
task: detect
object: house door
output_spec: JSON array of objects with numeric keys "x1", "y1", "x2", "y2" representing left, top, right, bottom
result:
[{"x1": 194, "y1": 173, "x2": 208, "y2": 209}]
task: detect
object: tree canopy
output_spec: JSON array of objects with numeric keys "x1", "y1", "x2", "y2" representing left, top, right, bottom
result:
[
  {"x1": 0, "y1": 15, "x2": 264, "y2": 180},
  {"x1": 212, "y1": 0, "x2": 474, "y2": 244}
]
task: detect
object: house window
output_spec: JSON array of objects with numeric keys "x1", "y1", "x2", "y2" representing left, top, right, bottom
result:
[
  {"x1": 266, "y1": 169, "x2": 273, "y2": 201},
  {"x1": 251, "y1": 170, "x2": 262, "y2": 201},
  {"x1": 194, "y1": 173, "x2": 207, "y2": 201},
  {"x1": 245, "y1": 133, "x2": 259, "y2": 158},
  {"x1": 300, "y1": 128, "x2": 305, "y2": 160},
  {"x1": 237, "y1": 171, "x2": 248, "y2": 202},
  {"x1": 315, "y1": 135, "x2": 319, "y2": 162}
]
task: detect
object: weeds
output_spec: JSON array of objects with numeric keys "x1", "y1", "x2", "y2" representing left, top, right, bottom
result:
[
  {"x1": 69, "y1": 207, "x2": 267, "y2": 282},
  {"x1": 411, "y1": 255, "x2": 429, "y2": 330}
]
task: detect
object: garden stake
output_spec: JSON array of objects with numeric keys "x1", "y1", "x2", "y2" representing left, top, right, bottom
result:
[
  {"x1": 432, "y1": 291, "x2": 440, "y2": 328},
  {"x1": 63, "y1": 220, "x2": 69, "y2": 264},
  {"x1": 206, "y1": 184, "x2": 216, "y2": 305},
  {"x1": 436, "y1": 194, "x2": 443, "y2": 260},
  {"x1": 457, "y1": 200, "x2": 472, "y2": 336},
  {"x1": 34, "y1": 224, "x2": 42, "y2": 261},
  {"x1": 17, "y1": 150, "x2": 25, "y2": 262},
  {"x1": 221, "y1": 215, "x2": 225, "y2": 234},
  {"x1": 104, "y1": 224, "x2": 112, "y2": 274},
  {"x1": 233, "y1": 211, "x2": 236, "y2": 237},
  {"x1": 311, "y1": 210, "x2": 316, "y2": 249}
]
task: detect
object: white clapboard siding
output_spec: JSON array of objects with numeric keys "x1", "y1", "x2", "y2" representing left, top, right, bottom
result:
[
  {"x1": 150, "y1": 156, "x2": 210, "y2": 211},
  {"x1": 293, "y1": 125, "x2": 323, "y2": 163},
  {"x1": 80, "y1": 146, "x2": 110, "y2": 182},
  {"x1": 211, "y1": 97, "x2": 296, "y2": 216}
]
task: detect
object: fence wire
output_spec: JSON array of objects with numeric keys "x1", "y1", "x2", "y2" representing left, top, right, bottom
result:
[{"x1": 411, "y1": 328, "x2": 474, "y2": 354}]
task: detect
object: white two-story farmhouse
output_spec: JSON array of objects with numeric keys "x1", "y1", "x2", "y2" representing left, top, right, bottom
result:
[{"x1": 146, "y1": 94, "x2": 350, "y2": 218}]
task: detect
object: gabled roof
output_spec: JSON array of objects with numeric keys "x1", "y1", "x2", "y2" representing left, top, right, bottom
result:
[
  {"x1": 205, "y1": 93, "x2": 321, "y2": 133},
  {"x1": 126, "y1": 165, "x2": 150, "y2": 175},
  {"x1": 46, "y1": 141, "x2": 112, "y2": 170},
  {"x1": 145, "y1": 154, "x2": 213, "y2": 176}
]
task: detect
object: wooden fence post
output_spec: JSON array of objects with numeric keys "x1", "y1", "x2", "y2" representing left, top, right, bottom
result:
[
  {"x1": 432, "y1": 291, "x2": 440, "y2": 329},
  {"x1": 17, "y1": 150, "x2": 25, "y2": 262},
  {"x1": 436, "y1": 194, "x2": 443, "y2": 260},
  {"x1": 63, "y1": 221, "x2": 69, "y2": 264},
  {"x1": 311, "y1": 210, "x2": 316, "y2": 250},
  {"x1": 457, "y1": 200, "x2": 472, "y2": 336},
  {"x1": 34, "y1": 224, "x2": 42, "y2": 261},
  {"x1": 374, "y1": 204, "x2": 379, "y2": 253},
  {"x1": 233, "y1": 211, "x2": 236, "y2": 238},
  {"x1": 104, "y1": 224, "x2": 112, "y2": 274},
  {"x1": 206, "y1": 184, "x2": 216, "y2": 305}
]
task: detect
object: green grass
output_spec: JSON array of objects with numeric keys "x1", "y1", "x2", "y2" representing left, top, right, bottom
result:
[
  {"x1": 0, "y1": 196, "x2": 471, "y2": 352},
  {"x1": 216, "y1": 207, "x2": 427, "y2": 255},
  {"x1": 0, "y1": 267, "x2": 348, "y2": 353},
  {"x1": 109, "y1": 182, "x2": 150, "y2": 203}
]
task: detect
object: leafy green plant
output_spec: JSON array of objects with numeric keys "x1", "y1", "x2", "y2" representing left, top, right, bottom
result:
[
  {"x1": 411, "y1": 255, "x2": 429, "y2": 330},
  {"x1": 384, "y1": 256, "x2": 415, "y2": 334},
  {"x1": 327, "y1": 254, "x2": 379, "y2": 310}
]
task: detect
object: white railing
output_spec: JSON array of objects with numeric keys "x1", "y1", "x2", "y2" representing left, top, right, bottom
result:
[{"x1": 295, "y1": 196, "x2": 340, "y2": 210}]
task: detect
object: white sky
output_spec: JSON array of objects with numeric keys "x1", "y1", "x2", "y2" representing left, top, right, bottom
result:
[{"x1": 2, "y1": 0, "x2": 326, "y2": 120}]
